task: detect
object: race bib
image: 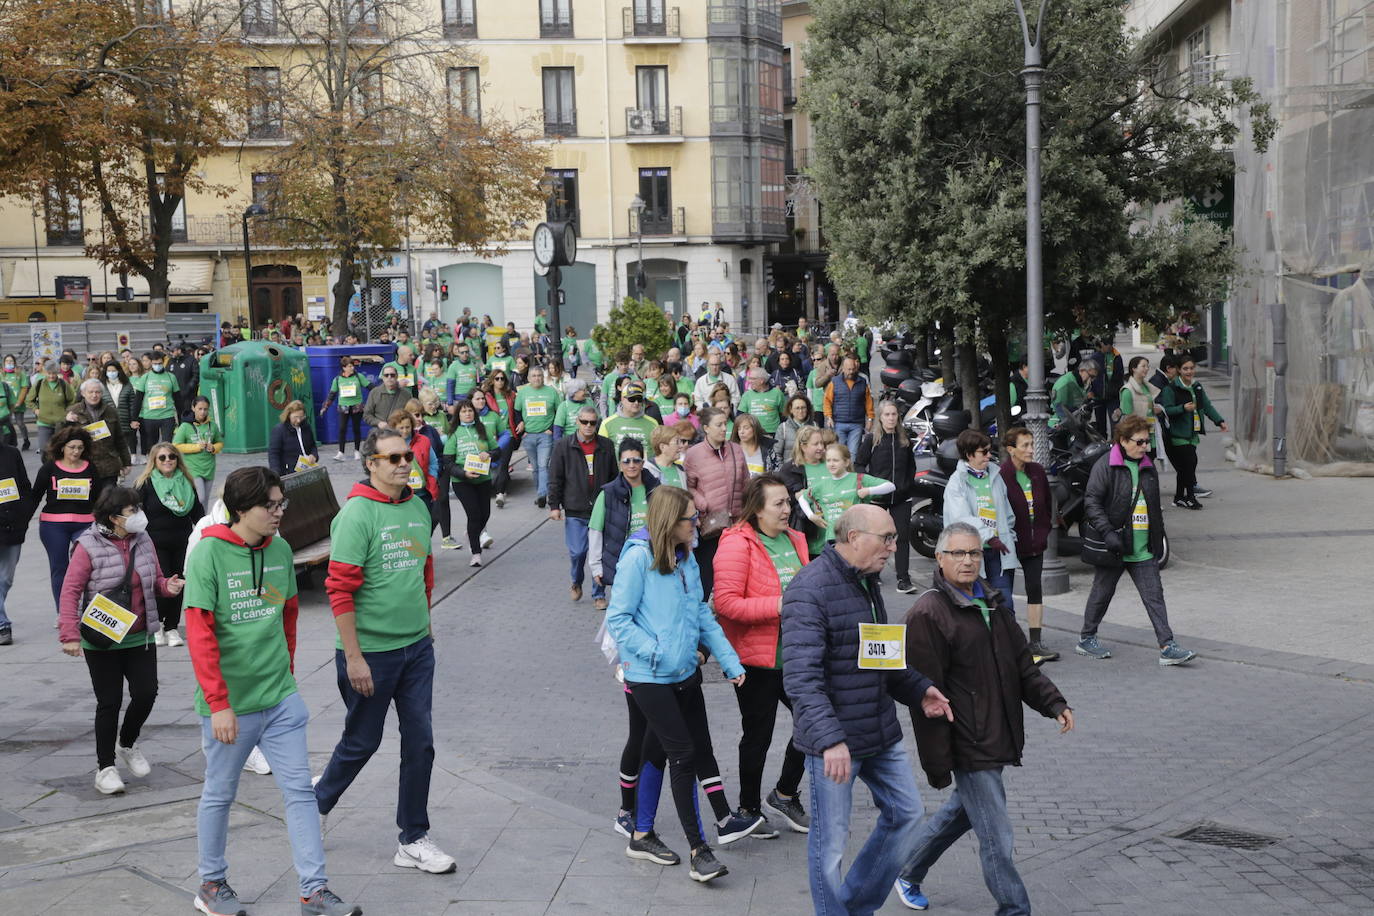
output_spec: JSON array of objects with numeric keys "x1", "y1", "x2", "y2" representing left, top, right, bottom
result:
[
  {"x1": 1132, "y1": 496, "x2": 1149, "y2": 531},
  {"x1": 464, "y1": 454, "x2": 491, "y2": 475},
  {"x1": 147, "y1": 394, "x2": 167, "y2": 410},
  {"x1": 408, "y1": 465, "x2": 424, "y2": 490},
  {"x1": 81, "y1": 593, "x2": 136, "y2": 644},
  {"x1": 977, "y1": 504, "x2": 998, "y2": 534},
  {"x1": 294, "y1": 455, "x2": 316, "y2": 472},
  {"x1": 747, "y1": 461, "x2": 765, "y2": 476},
  {"x1": 56, "y1": 478, "x2": 91, "y2": 500},
  {"x1": 399, "y1": 371, "x2": 415, "y2": 386},
  {"x1": 858, "y1": 623, "x2": 906, "y2": 670},
  {"x1": 1022, "y1": 486, "x2": 1034, "y2": 517},
  {"x1": 1193, "y1": 412, "x2": 1202, "y2": 432},
  {"x1": 584, "y1": 453, "x2": 596, "y2": 476},
  {"x1": 340, "y1": 383, "x2": 357, "y2": 398},
  {"x1": 84, "y1": 420, "x2": 112, "y2": 441},
  {"x1": 526, "y1": 400, "x2": 548, "y2": 418},
  {"x1": 0, "y1": 477, "x2": 17, "y2": 503}
]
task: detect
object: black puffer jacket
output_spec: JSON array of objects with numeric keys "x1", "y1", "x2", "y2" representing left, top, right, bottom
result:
[
  {"x1": 855, "y1": 431, "x2": 913, "y2": 503},
  {"x1": 1083, "y1": 444, "x2": 1165, "y2": 563},
  {"x1": 782, "y1": 544, "x2": 935, "y2": 757},
  {"x1": 905, "y1": 570, "x2": 1068, "y2": 789},
  {"x1": 0, "y1": 444, "x2": 32, "y2": 545}
]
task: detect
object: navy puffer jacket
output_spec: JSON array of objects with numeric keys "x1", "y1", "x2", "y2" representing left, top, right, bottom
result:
[{"x1": 782, "y1": 544, "x2": 935, "y2": 757}]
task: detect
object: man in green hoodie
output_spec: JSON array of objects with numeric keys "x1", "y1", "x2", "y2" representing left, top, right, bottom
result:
[
  {"x1": 314, "y1": 429, "x2": 456, "y2": 875},
  {"x1": 185, "y1": 467, "x2": 360, "y2": 916}
]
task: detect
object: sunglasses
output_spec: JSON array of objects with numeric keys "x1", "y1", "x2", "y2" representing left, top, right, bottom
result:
[
  {"x1": 578, "y1": 418, "x2": 598, "y2": 426},
  {"x1": 382, "y1": 372, "x2": 397, "y2": 378},
  {"x1": 372, "y1": 451, "x2": 416, "y2": 465},
  {"x1": 155, "y1": 453, "x2": 178, "y2": 462},
  {"x1": 625, "y1": 396, "x2": 643, "y2": 403},
  {"x1": 1128, "y1": 436, "x2": 1150, "y2": 446},
  {"x1": 620, "y1": 456, "x2": 644, "y2": 465}
]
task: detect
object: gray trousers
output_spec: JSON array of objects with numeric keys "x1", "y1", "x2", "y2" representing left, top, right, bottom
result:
[{"x1": 1080, "y1": 557, "x2": 1173, "y2": 646}]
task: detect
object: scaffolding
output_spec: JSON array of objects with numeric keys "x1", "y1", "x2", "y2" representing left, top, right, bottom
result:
[{"x1": 1231, "y1": 0, "x2": 1374, "y2": 474}]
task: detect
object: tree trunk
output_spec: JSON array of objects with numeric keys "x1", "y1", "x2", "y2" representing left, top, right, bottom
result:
[
  {"x1": 331, "y1": 260, "x2": 355, "y2": 338},
  {"x1": 913, "y1": 324, "x2": 929, "y2": 371},
  {"x1": 956, "y1": 335, "x2": 980, "y2": 431},
  {"x1": 987, "y1": 323, "x2": 1012, "y2": 442},
  {"x1": 938, "y1": 324, "x2": 957, "y2": 384}
]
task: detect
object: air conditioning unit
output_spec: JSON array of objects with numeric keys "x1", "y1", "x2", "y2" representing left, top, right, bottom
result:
[{"x1": 628, "y1": 109, "x2": 652, "y2": 135}]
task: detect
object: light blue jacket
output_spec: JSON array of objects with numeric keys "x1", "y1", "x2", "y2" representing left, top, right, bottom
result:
[
  {"x1": 943, "y1": 459, "x2": 1020, "y2": 571},
  {"x1": 604, "y1": 532, "x2": 744, "y2": 684}
]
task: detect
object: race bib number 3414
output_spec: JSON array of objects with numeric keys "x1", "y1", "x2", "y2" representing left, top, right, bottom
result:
[{"x1": 858, "y1": 623, "x2": 906, "y2": 670}]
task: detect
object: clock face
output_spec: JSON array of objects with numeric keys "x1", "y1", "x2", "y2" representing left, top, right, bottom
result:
[
  {"x1": 533, "y1": 223, "x2": 556, "y2": 268},
  {"x1": 561, "y1": 222, "x2": 577, "y2": 265}
]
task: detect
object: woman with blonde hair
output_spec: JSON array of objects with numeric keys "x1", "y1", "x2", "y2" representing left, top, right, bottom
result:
[
  {"x1": 267, "y1": 400, "x2": 317, "y2": 475},
  {"x1": 136, "y1": 442, "x2": 204, "y2": 647}
]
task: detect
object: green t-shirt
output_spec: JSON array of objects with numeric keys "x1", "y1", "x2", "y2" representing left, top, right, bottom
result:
[
  {"x1": 534, "y1": 315, "x2": 549, "y2": 335},
  {"x1": 1050, "y1": 372, "x2": 1086, "y2": 425},
  {"x1": 759, "y1": 529, "x2": 802, "y2": 668},
  {"x1": 514, "y1": 384, "x2": 559, "y2": 435},
  {"x1": 806, "y1": 368, "x2": 827, "y2": 412},
  {"x1": 173, "y1": 420, "x2": 222, "y2": 480},
  {"x1": 739, "y1": 387, "x2": 786, "y2": 434},
  {"x1": 328, "y1": 492, "x2": 432, "y2": 653},
  {"x1": 601, "y1": 371, "x2": 637, "y2": 409},
  {"x1": 383, "y1": 361, "x2": 419, "y2": 392},
  {"x1": 971, "y1": 596, "x2": 991, "y2": 628},
  {"x1": 1015, "y1": 468, "x2": 1034, "y2": 521},
  {"x1": 134, "y1": 371, "x2": 179, "y2": 420},
  {"x1": 655, "y1": 462, "x2": 685, "y2": 488},
  {"x1": 589, "y1": 482, "x2": 648, "y2": 534},
  {"x1": 1123, "y1": 458, "x2": 1152, "y2": 562},
  {"x1": 445, "y1": 358, "x2": 481, "y2": 399},
  {"x1": 444, "y1": 423, "x2": 496, "y2": 483},
  {"x1": 970, "y1": 471, "x2": 997, "y2": 544},
  {"x1": 184, "y1": 533, "x2": 299, "y2": 716},
  {"x1": 421, "y1": 361, "x2": 447, "y2": 388},
  {"x1": 554, "y1": 398, "x2": 594, "y2": 432},
  {"x1": 599, "y1": 414, "x2": 658, "y2": 456},
  {"x1": 807, "y1": 472, "x2": 888, "y2": 542},
  {"x1": 330, "y1": 373, "x2": 370, "y2": 408},
  {"x1": 486, "y1": 355, "x2": 516, "y2": 377}
]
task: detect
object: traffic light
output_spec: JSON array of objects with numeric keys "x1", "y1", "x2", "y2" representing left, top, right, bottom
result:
[
  {"x1": 440, "y1": 282, "x2": 449, "y2": 301},
  {"x1": 424, "y1": 268, "x2": 437, "y2": 295}
]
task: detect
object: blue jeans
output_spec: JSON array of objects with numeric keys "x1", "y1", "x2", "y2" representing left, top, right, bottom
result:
[
  {"x1": 525, "y1": 430, "x2": 553, "y2": 498},
  {"x1": 0, "y1": 543, "x2": 21, "y2": 628},
  {"x1": 198, "y1": 693, "x2": 326, "y2": 897},
  {"x1": 315, "y1": 636, "x2": 436, "y2": 844},
  {"x1": 564, "y1": 515, "x2": 605, "y2": 599},
  {"x1": 40, "y1": 519, "x2": 88, "y2": 613},
  {"x1": 899, "y1": 767, "x2": 1030, "y2": 916},
  {"x1": 806, "y1": 742, "x2": 924, "y2": 915},
  {"x1": 983, "y1": 548, "x2": 1015, "y2": 614},
  {"x1": 835, "y1": 422, "x2": 865, "y2": 458}
]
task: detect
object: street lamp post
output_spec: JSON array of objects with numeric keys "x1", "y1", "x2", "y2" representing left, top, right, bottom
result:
[
  {"x1": 630, "y1": 193, "x2": 646, "y2": 298},
  {"x1": 241, "y1": 203, "x2": 269, "y2": 328},
  {"x1": 1014, "y1": 0, "x2": 1069, "y2": 595}
]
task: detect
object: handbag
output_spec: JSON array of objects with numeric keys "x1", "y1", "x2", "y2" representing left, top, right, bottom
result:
[
  {"x1": 1080, "y1": 478, "x2": 1142, "y2": 569},
  {"x1": 79, "y1": 541, "x2": 138, "y2": 649}
]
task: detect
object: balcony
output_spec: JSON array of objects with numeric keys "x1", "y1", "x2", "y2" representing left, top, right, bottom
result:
[
  {"x1": 242, "y1": 15, "x2": 278, "y2": 38},
  {"x1": 785, "y1": 147, "x2": 810, "y2": 175},
  {"x1": 711, "y1": 204, "x2": 788, "y2": 243},
  {"x1": 622, "y1": 6, "x2": 681, "y2": 43},
  {"x1": 543, "y1": 109, "x2": 577, "y2": 138},
  {"x1": 443, "y1": 16, "x2": 477, "y2": 39},
  {"x1": 1187, "y1": 52, "x2": 1231, "y2": 87},
  {"x1": 630, "y1": 206, "x2": 685, "y2": 236},
  {"x1": 540, "y1": 17, "x2": 574, "y2": 38},
  {"x1": 625, "y1": 106, "x2": 683, "y2": 142}
]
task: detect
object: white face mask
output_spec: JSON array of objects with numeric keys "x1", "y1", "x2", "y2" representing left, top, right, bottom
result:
[{"x1": 123, "y1": 510, "x2": 149, "y2": 535}]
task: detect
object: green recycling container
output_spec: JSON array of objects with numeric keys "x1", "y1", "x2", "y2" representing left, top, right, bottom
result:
[{"x1": 198, "y1": 341, "x2": 315, "y2": 454}]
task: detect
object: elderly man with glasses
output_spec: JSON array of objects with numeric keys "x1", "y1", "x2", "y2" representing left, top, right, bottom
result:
[
  {"x1": 547, "y1": 404, "x2": 617, "y2": 604},
  {"x1": 362, "y1": 364, "x2": 412, "y2": 433},
  {"x1": 893, "y1": 520, "x2": 1073, "y2": 914}
]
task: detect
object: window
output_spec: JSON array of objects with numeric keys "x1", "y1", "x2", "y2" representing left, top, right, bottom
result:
[
  {"x1": 442, "y1": 0, "x2": 476, "y2": 37},
  {"x1": 540, "y1": 0, "x2": 572, "y2": 37},
  {"x1": 546, "y1": 168, "x2": 579, "y2": 229},
  {"x1": 251, "y1": 172, "x2": 278, "y2": 210},
  {"x1": 156, "y1": 173, "x2": 187, "y2": 243},
  {"x1": 447, "y1": 67, "x2": 481, "y2": 122},
  {"x1": 45, "y1": 184, "x2": 83, "y2": 246},
  {"x1": 636, "y1": 66, "x2": 669, "y2": 123},
  {"x1": 712, "y1": 142, "x2": 747, "y2": 222},
  {"x1": 246, "y1": 67, "x2": 283, "y2": 139},
  {"x1": 345, "y1": 0, "x2": 379, "y2": 34},
  {"x1": 638, "y1": 167, "x2": 672, "y2": 234},
  {"x1": 242, "y1": 0, "x2": 277, "y2": 36},
  {"x1": 710, "y1": 46, "x2": 750, "y2": 127},
  {"x1": 1186, "y1": 26, "x2": 1212, "y2": 86},
  {"x1": 352, "y1": 69, "x2": 384, "y2": 124},
  {"x1": 633, "y1": 0, "x2": 666, "y2": 34},
  {"x1": 761, "y1": 142, "x2": 786, "y2": 231},
  {"x1": 542, "y1": 67, "x2": 576, "y2": 136}
]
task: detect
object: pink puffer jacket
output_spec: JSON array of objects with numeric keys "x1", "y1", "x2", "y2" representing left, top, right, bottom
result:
[{"x1": 683, "y1": 439, "x2": 748, "y2": 524}]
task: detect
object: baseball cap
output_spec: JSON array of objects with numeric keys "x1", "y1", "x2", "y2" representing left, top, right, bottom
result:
[{"x1": 622, "y1": 380, "x2": 646, "y2": 398}]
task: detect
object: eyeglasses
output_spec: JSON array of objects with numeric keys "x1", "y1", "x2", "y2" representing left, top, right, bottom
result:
[
  {"x1": 578, "y1": 418, "x2": 598, "y2": 426},
  {"x1": 382, "y1": 372, "x2": 397, "y2": 378},
  {"x1": 155, "y1": 454, "x2": 178, "y2": 462},
  {"x1": 856, "y1": 530, "x2": 899, "y2": 545},
  {"x1": 372, "y1": 451, "x2": 416, "y2": 465},
  {"x1": 679, "y1": 513, "x2": 700, "y2": 524},
  {"x1": 620, "y1": 456, "x2": 644, "y2": 465},
  {"x1": 261, "y1": 499, "x2": 290, "y2": 514},
  {"x1": 940, "y1": 549, "x2": 981, "y2": 561},
  {"x1": 1127, "y1": 436, "x2": 1150, "y2": 446}
]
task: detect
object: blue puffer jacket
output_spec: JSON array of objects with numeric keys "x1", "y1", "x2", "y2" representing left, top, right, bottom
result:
[
  {"x1": 605, "y1": 531, "x2": 744, "y2": 685},
  {"x1": 781, "y1": 544, "x2": 935, "y2": 757}
]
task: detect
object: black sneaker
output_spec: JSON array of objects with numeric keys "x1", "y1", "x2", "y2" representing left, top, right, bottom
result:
[
  {"x1": 764, "y1": 788, "x2": 810, "y2": 833},
  {"x1": 689, "y1": 845, "x2": 728, "y2": 883},
  {"x1": 301, "y1": 886, "x2": 362, "y2": 916},
  {"x1": 716, "y1": 808, "x2": 764, "y2": 845},
  {"x1": 194, "y1": 880, "x2": 247, "y2": 916},
  {"x1": 0, "y1": 626, "x2": 11, "y2": 646},
  {"x1": 1192, "y1": 486, "x2": 1213, "y2": 498},
  {"x1": 1028, "y1": 640, "x2": 1059, "y2": 664},
  {"x1": 742, "y1": 808, "x2": 778, "y2": 839},
  {"x1": 536, "y1": 495, "x2": 547, "y2": 508},
  {"x1": 896, "y1": 577, "x2": 917, "y2": 594},
  {"x1": 625, "y1": 831, "x2": 681, "y2": 865}
]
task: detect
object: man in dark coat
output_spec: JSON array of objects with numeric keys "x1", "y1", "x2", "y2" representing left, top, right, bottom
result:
[{"x1": 894, "y1": 521, "x2": 1073, "y2": 914}]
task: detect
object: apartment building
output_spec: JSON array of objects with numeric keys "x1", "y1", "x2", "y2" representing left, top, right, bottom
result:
[{"x1": 0, "y1": 0, "x2": 791, "y2": 335}]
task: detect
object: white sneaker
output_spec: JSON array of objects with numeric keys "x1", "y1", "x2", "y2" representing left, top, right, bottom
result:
[
  {"x1": 153, "y1": 630, "x2": 167, "y2": 647},
  {"x1": 469, "y1": 554, "x2": 483, "y2": 567},
  {"x1": 495, "y1": 492, "x2": 506, "y2": 508},
  {"x1": 95, "y1": 765, "x2": 125, "y2": 795},
  {"x1": 480, "y1": 530, "x2": 494, "y2": 549},
  {"x1": 333, "y1": 451, "x2": 346, "y2": 462},
  {"x1": 243, "y1": 746, "x2": 271, "y2": 775},
  {"x1": 165, "y1": 628, "x2": 184, "y2": 648},
  {"x1": 394, "y1": 835, "x2": 457, "y2": 874},
  {"x1": 116, "y1": 743, "x2": 151, "y2": 778}
]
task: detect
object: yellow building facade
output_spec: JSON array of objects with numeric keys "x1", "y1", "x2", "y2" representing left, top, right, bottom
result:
[{"x1": 0, "y1": 0, "x2": 792, "y2": 335}]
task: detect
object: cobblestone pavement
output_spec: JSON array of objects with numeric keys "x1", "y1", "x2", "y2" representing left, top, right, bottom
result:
[{"x1": 2, "y1": 382, "x2": 1373, "y2": 915}]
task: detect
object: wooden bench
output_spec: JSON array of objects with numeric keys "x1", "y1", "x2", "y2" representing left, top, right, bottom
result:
[{"x1": 277, "y1": 465, "x2": 340, "y2": 582}]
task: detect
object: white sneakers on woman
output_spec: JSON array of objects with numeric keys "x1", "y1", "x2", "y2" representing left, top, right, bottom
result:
[
  {"x1": 115, "y1": 743, "x2": 151, "y2": 778},
  {"x1": 95, "y1": 766, "x2": 125, "y2": 795},
  {"x1": 166, "y1": 629, "x2": 184, "y2": 648},
  {"x1": 242, "y1": 746, "x2": 272, "y2": 775}
]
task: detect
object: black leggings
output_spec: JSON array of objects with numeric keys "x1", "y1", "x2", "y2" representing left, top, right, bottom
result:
[
  {"x1": 433, "y1": 467, "x2": 452, "y2": 537},
  {"x1": 1017, "y1": 552, "x2": 1044, "y2": 604},
  {"x1": 154, "y1": 540, "x2": 187, "y2": 631},
  {"x1": 1170, "y1": 442, "x2": 1198, "y2": 499},
  {"x1": 619, "y1": 689, "x2": 667, "y2": 811},
  {"x1": 693, "y1": 534, "x2": 721, "y2": 599},
  {"x1": 886, "y1": 497, "x2": 912, "y2": 581},
  {"x1": 492, "y1": 441, "x2": 515, "y2": 495},
  {"x1": 85, "y1": 645, "x2": 158, "y2": 769},
  {"x1": 338, "y1": 410, "x2": 363, "y2": 451},
  {"x1": 734, "y1": 666, "x2": 805, "y2": 811},
  {"x1": 451, "y1": 477, "x2": 492, "y2": 553},
  {"x1": 628, "y1": 678, "x2": 732, "y2": 848}
]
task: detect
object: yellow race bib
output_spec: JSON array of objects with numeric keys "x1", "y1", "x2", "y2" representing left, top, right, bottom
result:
[
  {"x1": 526, "y1": 401, "x2": 548, "y2": 418},
  {"x1": 0, "y1": 477, "x2": 18, "y2": 504},
  {"x1": 1132, "y1": 496, "x2": 1149, "y2": 531},
  {"x1": 147, "y1": 394, "x2": 167, "y2": 411},
  {"x1": 464, "y1": 454, "x2": 491, "y2": 476},
  {"x1": 56, "y1": 478, "x2": 91, "y2": 500},
  {"x1": 84, "y1": 420, "x2": 112, "y2": 441},
  {"x1": 339, "y1": 383, "x2": 358, "y2": 398},
  {"x1": 858, "y1": 623, "x2": 906, "y2": 670},
  {"x1": 81, "y1": 593, "x2": 136, "y2": 643}
]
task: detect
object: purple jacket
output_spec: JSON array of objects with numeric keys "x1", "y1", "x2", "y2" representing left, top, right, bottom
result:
[{"x1": 999, "y1": 460, "x2": 1052, "y2": 557}]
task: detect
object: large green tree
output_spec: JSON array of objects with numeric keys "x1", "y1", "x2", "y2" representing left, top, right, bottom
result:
[{"x1": 804, "y1": 0, "x2": 1275, "y2": 429}]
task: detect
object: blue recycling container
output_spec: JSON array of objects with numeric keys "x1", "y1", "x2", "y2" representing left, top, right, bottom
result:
[{"x1": 304, "y1": 344, "x2": 397, "y2": 445}]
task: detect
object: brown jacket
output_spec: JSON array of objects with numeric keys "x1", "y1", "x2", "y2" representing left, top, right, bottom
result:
[{"x1": 904, "y1": 570, "x2": 1068, "y2": 789}]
